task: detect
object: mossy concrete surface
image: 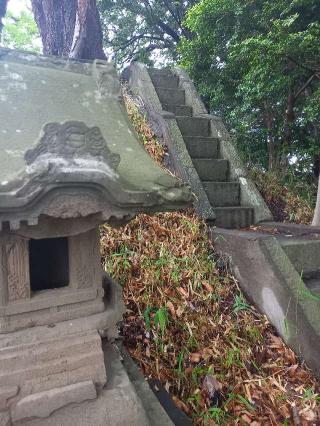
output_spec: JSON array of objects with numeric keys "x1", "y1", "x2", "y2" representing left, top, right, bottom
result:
[
  {"x1": 211, "y1": 226, "x2": 320, "y2": 376},
  {"x1": 0, "y1": 48, "x2": 192, "y2": 231}
]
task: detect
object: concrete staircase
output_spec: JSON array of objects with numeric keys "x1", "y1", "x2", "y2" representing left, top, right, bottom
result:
[
  {"x1": 148, "y1": 68, "x2": 254, "y2": 228},
  {"x1": 279, "y1": 237, "x2": 320, "y2": 297},
  {"x1": 125, "y1": 62, "x2": 320, "y2": 376}
]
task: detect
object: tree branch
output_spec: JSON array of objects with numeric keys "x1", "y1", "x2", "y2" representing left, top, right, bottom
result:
[
  {"x1": 156, "y1": 19, "x2": 180, "y2": 43},
  {"x1": 294, "y1": 74, "x2": 318, "y2": 100},
  {"x1": 286, "y1": 55, "x2": 319, "y2": 75}
]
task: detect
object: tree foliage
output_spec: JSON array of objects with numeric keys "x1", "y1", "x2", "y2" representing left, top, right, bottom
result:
[
  {"x1": 1, "y1": 9, "x2": 40, "y2": 52},
  {"x1": 98, "y1": 0, "x2": 197, "y2": 66},
  {"x1": 180, "y1": 0, "x2": 320, "y2": 175}
]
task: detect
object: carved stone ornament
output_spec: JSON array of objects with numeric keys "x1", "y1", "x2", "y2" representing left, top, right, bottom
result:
[
  {"x1": 6, "y1": 240, "x2": 30, "y2": 302},
  {"x1": 25, "y1": 121, "x2": 120, "y2": 169}
]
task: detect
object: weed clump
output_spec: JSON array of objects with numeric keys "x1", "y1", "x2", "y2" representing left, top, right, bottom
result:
[{"x1": 251, "y1": 168, "x2": 315, "y2": 224}]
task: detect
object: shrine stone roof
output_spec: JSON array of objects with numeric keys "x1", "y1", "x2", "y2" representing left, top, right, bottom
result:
[{"x1": 0, "y1": 48, "x2": 191, "y2": 230}]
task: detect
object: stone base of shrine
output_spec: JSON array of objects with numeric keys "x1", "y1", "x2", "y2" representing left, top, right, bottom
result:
[
  {"x1": 0, "y1": 275, "x2": 139, "y2": 425},
  {"x1": 0, "y1": 278, "x2": 173, "y2": 426},
  {"x1": 2, "y1": 342, "x2": 151, "y2": 426}
]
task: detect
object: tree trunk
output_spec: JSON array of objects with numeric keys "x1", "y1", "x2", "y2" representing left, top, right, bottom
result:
[
  {"x1": 312, "y1": 174, "x2": 320, "y2": 225},
  {"x1": 31, "y1": 0, "x2": 106, "y2": 60},
  {"x1": 0, "y1": 0, "x2": 8, "y2": 39},
  {"x1": 70, "y1": 0, "x2": 106, "y2": 60},
  {"x1": 313, "y1": 154, "x2": 320, "y2": 179},
  {"x1": 312, "y1": 125, "x2": 320, "y2": 178},
  {"x1": 263, "y1": 105, "x2": 278, "y2": 171},
  {"x1": 311, "y1": 125, "x2": 320, "y2": 225},
  {"x1": 280, "y1": 89, "x2": 296, "y2": 170},
  {"x1": 283, "y1": 89, "x2": 295, "y2": 149},
  {"x1": 31, "y1": 0, "x2": 77, "y2": 57}
]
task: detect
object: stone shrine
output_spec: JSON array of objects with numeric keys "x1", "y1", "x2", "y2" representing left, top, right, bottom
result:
[{"x1": 0, "y1": 48, "x2": 191, "y2": 425}]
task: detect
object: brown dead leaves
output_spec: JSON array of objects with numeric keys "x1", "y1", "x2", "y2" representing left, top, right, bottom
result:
[
  {"x1": 100, "y1": 94, "x2": 320, "y2": 425},
  {"x1": 100, "y1": 212, "x2": 320, "y2": 425}
]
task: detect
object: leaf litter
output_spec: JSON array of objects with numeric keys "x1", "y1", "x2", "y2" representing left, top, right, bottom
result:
[{"x1": 99, "y1": 89, "x2": 319, "y2": 425}]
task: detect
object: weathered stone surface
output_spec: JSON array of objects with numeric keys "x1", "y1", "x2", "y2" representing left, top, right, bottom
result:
[
  {"x1": 0, "y1": 411, "x2": 10, "y2": 426},
  {"x1": 0, "y1": 49, "x2": 191, "y2": 426},
  {"x1": 176, "y1": 116, "x2": 211, "y2": 137},
  {"x1": 213, "y1": 207, "x2": 254, "y2": 229},
  {"x1": 0, "y1": 387, "x2": 19, "y2": 410},
  {"x1": 184, "y1": 136, "x2": 219, "y2": 159},
  {"x1": 193, "y1": 159, "x2": 229, "y2": 182},
  {"x1": 155, "y1": 87, "x2": 185, "y2": 105},
  {"x1": 162, "y1": 104, "x2": 192, "y2": 117},
  {"x1": 124, "y1": 63, "x2": 273, "y2": 227},
  {"x1": 203, "y1": 182, "x2": 240, "y2": 207},
  {"x1": 3, "y1": 237, "x2": 30, "y2": 302},
  {"x1": 121, "y1": 347, "x2": 174, "y2": 426},
  {"x1": 11, "y1": 381, "x2": 97, "y2": 422},
  {"x1": 279, "y1": 237, "x2": 320, "y2": 276},
  {"x1": 0, "y1": 48, "x2": 191, "y2": 231},
  {"x1": 0, "y1": 329, "x2": 106, "y2": 396},
  {"x1": 19, "y1": 343, "x2": 152, "y2": 426}
]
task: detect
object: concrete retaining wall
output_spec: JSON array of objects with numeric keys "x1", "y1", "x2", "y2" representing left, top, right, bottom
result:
[{"x1": 212, "y1": 227, "x2": 320, "y2": 376}]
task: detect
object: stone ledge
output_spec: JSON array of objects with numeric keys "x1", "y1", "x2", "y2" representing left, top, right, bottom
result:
[{"x1": 11, "y1": 381, "x2": 96, "y2": 422}]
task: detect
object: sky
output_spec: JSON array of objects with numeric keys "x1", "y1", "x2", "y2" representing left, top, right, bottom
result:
[{"x1": 7, "y1": 0, "x2": 29, "y2": 16}]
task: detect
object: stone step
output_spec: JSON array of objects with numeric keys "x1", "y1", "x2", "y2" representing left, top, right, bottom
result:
[
  {"x1": 303, "y1": 275, "x2": 320, "y2": 297},
  {"x1": 176, "y1": 117, "x2": 211, "y2": 137},
  {"x1": 150, "y1": 74, "x2": 179, "y2": 89},
  {"x1": 149, "y1": 68, "x2": 173, "y2": 78},
  {"x1": 193, "y1": 159, "x2": 229, "y2": 181},
  {"x1": 279, "y1": 238, "x2": 320, "y2": 275},
  {"x1": 203, "y1": 182, "x2": 240, "y2": 207},
  {"x1": 163, "y1": 104, "x2": 192, "y2": 117},
  {"x1": 155, "y1": 87, "x2": 185, "y2": 106},
  {"x1": 214, "y1": 206, "x2": 254, "y2": 228},
  {"x1": 184, "y1": 136, "x2": 219, "y2": 158}
]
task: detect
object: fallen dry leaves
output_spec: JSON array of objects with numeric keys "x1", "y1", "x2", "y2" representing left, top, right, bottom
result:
[
  {"x1": 100, "y1": 211, "x2": 320, "y2": 425},
  {"x1": 100, "y1": 89, "x2": 320, "y2": 425}
]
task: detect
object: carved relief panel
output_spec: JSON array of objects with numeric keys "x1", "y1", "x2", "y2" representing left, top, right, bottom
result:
[{"x1": 5, "y1": 238, "x2": 30, "y2": 302}]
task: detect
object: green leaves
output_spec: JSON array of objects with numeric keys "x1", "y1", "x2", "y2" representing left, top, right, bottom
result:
[
  {"x1": 98, "y1": 0, "x2": 196, "y2": 66},
  {"x1": 143, "y1": 306, "x2": 168, "y2": 335},
  {"x1": 180, "y1": 0, "x2": 320, "y2": 176},
  {"x1": 1, "y1": 9, "x2": 40, "y2": 52},
  {"x1": 154, "y1": 306, "x2": 168, "y2": 335}
]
